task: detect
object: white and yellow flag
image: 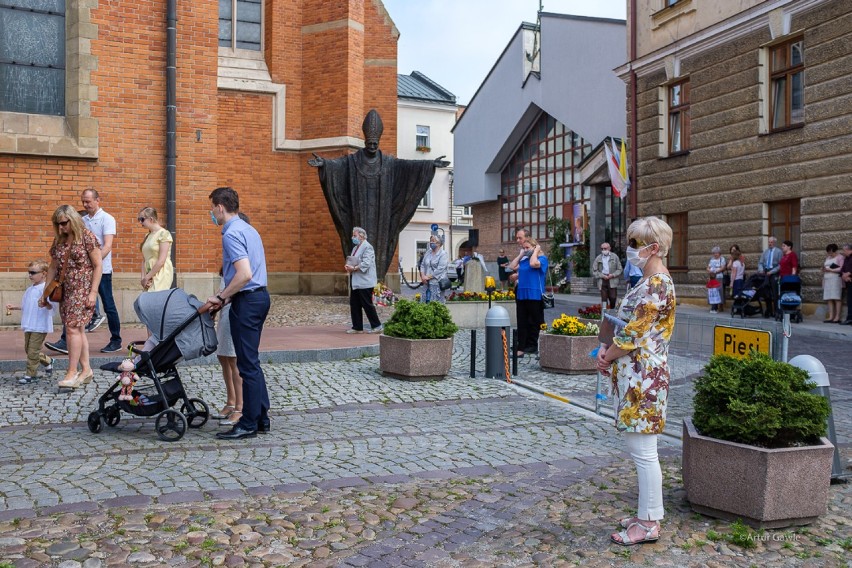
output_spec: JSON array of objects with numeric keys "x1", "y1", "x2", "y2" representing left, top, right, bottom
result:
[{"x1": 604, "y1": 137, "x2": 630, "y2": 199}]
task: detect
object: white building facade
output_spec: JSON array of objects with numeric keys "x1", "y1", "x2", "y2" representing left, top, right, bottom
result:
[{"x1": 397, "y1": 72, "x2": 469, "y2": 280}]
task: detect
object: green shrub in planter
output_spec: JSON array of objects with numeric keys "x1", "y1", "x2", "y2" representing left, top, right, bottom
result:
[
  {"x1": 692, "y1": 352, "x2": 830, "y2": 449},
  {"x1": 383, "y1": 299, "x2": 458, "y2": 340}
]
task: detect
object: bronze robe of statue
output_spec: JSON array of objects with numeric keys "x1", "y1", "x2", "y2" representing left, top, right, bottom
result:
[{"x1": 316, "y1": 150, "x2": 438, "y2": 279}]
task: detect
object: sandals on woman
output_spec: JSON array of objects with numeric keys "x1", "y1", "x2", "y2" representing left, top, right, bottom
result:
[
  {"x1": 220, "y1": 409, "x2": 243, "y2": 426},
  {"x1": 611, "y1": 521, "x2": 659, "y2": 546},
  {"x1": 212, "y1": 404, "x2": 235, "y2": 420}
]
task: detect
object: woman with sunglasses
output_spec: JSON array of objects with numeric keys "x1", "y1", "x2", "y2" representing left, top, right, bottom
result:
[
  {"x1": 138, "y1": 207, "x2": 174, "y2": 292},
  {"x1": 39, "y1": 205, "x2": 102, "y2": 389},
  {"x1": 595, "y1": 216, "x2": 676, "y2": 547}
]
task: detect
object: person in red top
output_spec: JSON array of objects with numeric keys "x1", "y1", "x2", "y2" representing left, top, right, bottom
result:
[{"x1": 779, "y1": 240, "x2": 799, "y2": 277}]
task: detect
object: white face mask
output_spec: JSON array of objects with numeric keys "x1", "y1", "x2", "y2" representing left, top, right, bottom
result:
[
  {"x1": 626, "y1": 245, "x2": 653, "y2": 269},
  {"x1": 601, "y1": 250, "x2": 610, "y2": 257}
]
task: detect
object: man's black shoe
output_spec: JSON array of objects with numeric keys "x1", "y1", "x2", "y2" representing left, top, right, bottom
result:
[
  {"x1": 45, "y1": 340, "x2": 69, "y2": 354},
  {"x1": 101, "y1": 341, "x2": 123, "y2": 353},
  {"x1": 216, "y1": 424, "x2": 257, "y2": 440},
  {"x1": 258, "y1": 417, "x2": 271, "y2": 433},
  {"x1": 842, "y1": 320, "x2": 852, "y2": 326}
]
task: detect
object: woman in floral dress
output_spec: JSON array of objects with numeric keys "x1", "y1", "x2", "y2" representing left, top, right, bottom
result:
[
  {"x1": 596, "y1": 216, "x2": 676, "y2": 546},
  {"x1": 40, "y1": 205, "x2": 102, "y2": 389}
]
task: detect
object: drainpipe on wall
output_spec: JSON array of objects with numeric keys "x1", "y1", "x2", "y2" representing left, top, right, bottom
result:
[
  {"x1": 166, "y1": 0, "x2": 177, "y2": 286},
  {"x1": 629, "y1": 0, "x2": 638, "y2": 221}
]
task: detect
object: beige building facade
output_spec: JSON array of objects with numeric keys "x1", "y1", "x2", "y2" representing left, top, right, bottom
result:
[{"x1": 618, "y1": 0, "x2": 852, "y2": 310}]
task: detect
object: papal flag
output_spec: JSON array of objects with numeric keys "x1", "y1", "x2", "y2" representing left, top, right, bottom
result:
[{"x1": 604, "y1": 137, "x2": 630, "y2": 199}]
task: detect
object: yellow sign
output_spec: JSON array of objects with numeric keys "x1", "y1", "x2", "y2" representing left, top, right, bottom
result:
[{"x1": 713, "y1": 325, "x2": 772, "y2": 359}]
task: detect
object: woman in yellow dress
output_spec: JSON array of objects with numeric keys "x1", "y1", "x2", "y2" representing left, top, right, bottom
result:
[{"x1": 138, "y1": 207, "x2": 174, "y2": 291}]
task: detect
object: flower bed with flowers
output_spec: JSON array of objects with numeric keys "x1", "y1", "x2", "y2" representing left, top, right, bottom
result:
[
  {"x1": 545, "y1": 314, "x2": 599, "y2": 336},
  {"x1": 577, "y1": 304, "x2": 602, "y2": 320},
  {"x1": 446, "y1": 290, "x2": 515, "y2": 302},
  {"x1": 539, "y1": 314, "x2": 599, "y2": 373}
]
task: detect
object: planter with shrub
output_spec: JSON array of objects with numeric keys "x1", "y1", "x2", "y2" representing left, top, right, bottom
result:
[
  {"x1": 683, "y1": 352, "x2": 834, "y2": 528},
  {"x1": 379, "y1": 299, "x2": 458, "y2": 380}
]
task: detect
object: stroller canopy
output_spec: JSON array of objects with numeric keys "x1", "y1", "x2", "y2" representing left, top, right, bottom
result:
[{"x1": 134, "y1": 289, "x2": 217, "y2": 361}]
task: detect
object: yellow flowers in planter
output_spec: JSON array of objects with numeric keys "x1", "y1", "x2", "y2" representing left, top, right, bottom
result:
[
  {"x1": 546, "y1": 313, "x2": 599, "y2": 336},
  {"x1": 447, "y1": 290, "x2": 515, "y2": 302}
]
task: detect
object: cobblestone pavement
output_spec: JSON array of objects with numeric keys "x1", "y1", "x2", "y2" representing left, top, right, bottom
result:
[{"x1": 1, "y1": 298, "x2": 851, "y2": 567}]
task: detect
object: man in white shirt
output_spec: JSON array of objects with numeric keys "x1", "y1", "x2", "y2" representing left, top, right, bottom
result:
[{"x1": 81, "y1": 189, "x2": 122, "y2": 352}]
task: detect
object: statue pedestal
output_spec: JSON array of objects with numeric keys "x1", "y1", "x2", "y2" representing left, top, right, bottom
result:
[{"x1": 464, "y1": 261, "x2": 485, "y2": 293}]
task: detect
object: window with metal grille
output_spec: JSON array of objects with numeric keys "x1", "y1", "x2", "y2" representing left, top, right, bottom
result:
[
  {"x1": 0, "y1": 0, "x2": 66, "y2": 116},
  {"x1": 219, "y1": 0, "x2": 262, "y2": 51},
  {"x1": 499, "y1": 114, "x2": 591, "y2": 243}
]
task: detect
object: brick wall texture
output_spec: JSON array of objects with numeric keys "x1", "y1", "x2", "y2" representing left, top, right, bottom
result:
[
  {"x1": 627, "y1": 0, "x2": 852, "y2": 302},
  {"x1": 0, "y1": 0, "x2": 399, "y2": 285}
]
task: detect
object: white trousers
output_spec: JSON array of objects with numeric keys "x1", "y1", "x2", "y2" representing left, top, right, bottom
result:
[{"x1": 625, "y1": 432, "x2": 664, "y2": 521}]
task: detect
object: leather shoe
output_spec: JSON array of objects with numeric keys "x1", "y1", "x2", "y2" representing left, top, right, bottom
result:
[
  {"x1": 842, "y1": 320, "x2": 852, "y2": 326},
  {"x1": 258, "y1": 417, "x2": 271, "y2": 433},
  {"x1": 215, "y1": 424, "x2": 257, "y2": 440}
]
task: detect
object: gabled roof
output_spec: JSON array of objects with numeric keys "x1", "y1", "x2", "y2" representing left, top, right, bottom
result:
[{"x1": 398, "y1": 71, "x2": 456, "y2": 105}]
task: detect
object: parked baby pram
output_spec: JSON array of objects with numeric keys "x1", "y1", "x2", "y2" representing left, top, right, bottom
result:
[
  {"x1": 730, "y1": 273, "x2": 771, "y2": 318},
  {"x1": 87, "y1": 288, "x2": 218, "y2": 441},
  {"x1": 775, "y1": 275, "x2": 803, "y2": 323}
]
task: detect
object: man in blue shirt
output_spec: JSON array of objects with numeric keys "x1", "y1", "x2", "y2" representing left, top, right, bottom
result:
[{"x1": 207, "y1": 187, "x2": 271, "y2": 440}]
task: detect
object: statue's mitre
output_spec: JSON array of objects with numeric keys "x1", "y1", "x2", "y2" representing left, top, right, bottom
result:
[{"x1": 362, "y1": 109, "x2": 384, "y2": 140}]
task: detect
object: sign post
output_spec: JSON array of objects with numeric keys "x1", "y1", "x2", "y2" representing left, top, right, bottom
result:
[{"x1": 713, "y1": 325, "x2": 773, "y2": 359}]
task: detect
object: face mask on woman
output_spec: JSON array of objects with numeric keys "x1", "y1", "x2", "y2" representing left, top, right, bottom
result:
[
  {"x1": 429, "y1": 243, "x2": 438, "y2": 251},
  {"x1": 626, "y1": 245, "x2": 653, "y2": 269},
  {"x1": 352, "y1": 236, "x2": 360, "y2": 245}
]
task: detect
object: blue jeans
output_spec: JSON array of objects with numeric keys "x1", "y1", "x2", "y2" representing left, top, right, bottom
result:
[
  {"x1": 230, "y1": 289, "x2": 271, "y2": 431},
  {"x1": 98, "y1": 273, "x2": 121, "y2": 343}
]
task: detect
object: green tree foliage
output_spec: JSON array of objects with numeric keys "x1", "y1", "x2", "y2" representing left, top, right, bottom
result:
[
  {"x1": 383, "y1": 299, "x2": 459, "y2": 339},
  {"x1": 692, "y1": 352, "x2": 830, "y2": 448}
]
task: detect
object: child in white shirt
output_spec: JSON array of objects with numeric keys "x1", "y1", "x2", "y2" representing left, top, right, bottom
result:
[{"x1": 5, "y1": 261, "x2": 55, "y2": 384}]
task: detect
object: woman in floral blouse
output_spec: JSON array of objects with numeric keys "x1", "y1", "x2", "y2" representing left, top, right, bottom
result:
[
  {"x1": 40, "y1": 205, "x2": 102, "y2": 389},
  {"x1": 596, "y1": 216, "x2": 676, "y2": 546}
]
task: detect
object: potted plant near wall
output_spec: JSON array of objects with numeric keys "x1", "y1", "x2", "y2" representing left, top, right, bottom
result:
[
  {"x1": 683, "y1": 352, "x2": 833, "y2": 528},
  {"x1": 538, "y1": 314, "x2": 599, "y2": 374},
  {"x1": 379, "y1": 299, "x2": 458, "y2": 381}
]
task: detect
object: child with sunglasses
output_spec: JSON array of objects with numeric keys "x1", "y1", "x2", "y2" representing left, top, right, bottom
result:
[{"x1": 5, "y1": 261, "x2": 55, "y2": 384}]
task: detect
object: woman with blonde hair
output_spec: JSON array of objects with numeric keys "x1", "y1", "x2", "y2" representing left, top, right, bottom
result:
[
  {"x1": 138, "y1": 207, "x2": 174, "y2": 291},
  {"x1": 596, "y1": 216, "x2": 676, "y2": 546},
  {"x1": 39, "y1": 205, "x2": 102, "y2": 389}
]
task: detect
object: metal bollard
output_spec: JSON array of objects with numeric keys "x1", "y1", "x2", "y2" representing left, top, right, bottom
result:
[
  {"x1": 485, "y1": 306, "x2": 511, "y2": 379},
  {"x1": 789, "y1": 355, "x2": 845, "y2": 481}
]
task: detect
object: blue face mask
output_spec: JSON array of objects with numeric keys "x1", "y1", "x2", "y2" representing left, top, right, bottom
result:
[
  {"x1": 210, "y1": 210, "x2": 219, "y2": 226},
  {"x1": 352, "y1": 236, "x2": 360, "y2": 245},
  {"x1": 430, "y1": 243, "x2": 438, "y2": 250}
]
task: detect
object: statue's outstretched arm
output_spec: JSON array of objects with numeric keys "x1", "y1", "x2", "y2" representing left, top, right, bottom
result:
[
  {"x1": 308, "y1": 152, "x2": 325, "y2": 167},
  {"x1": 433, "y1": 155, "x2": 450, "y2": 168}
]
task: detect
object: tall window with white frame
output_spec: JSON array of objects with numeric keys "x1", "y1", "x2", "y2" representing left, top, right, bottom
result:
[
  {"x1": 668, "y1": 79, "x2": 689, "y2": 154},
  {"x1": 0, "y1": 0, "x2": 66, "y2": 115},
  {"x1": 770, "y1": 37, "x2": 804, "y2": 131},
  {"x1": 219, "y1": 0, "x2": 262, "y2": 51},
  {"x1": 419, "y1": 187, "x2": 431, "y2": 208},
  {"x1": 416, "y1": 125, "x2": 430, "y2": 151}
]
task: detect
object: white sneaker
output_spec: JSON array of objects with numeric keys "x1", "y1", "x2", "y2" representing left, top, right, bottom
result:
[
  {"x1": 370, "y1": 325, "x2": 384, "y2": 334},
  {"x1": 18, "y1": 376, "x2": 36, "y2": 384},
  {"x1": 346, "y1": 328, "x2": 364, "y2": 334},
  {"x1": 43, "y1": 356, "x2": 54, "y2": 373}
]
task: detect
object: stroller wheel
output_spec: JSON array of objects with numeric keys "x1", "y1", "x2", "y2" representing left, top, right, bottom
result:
[
  {"x1": 87, "y1": 411, "x2": 103, "y2": 434},
  {"x1": 180, "y1": 398, "x2": 210, "y2": 429},
  {"x1": 105, "y1": 406, "x2": 121, "y2": 427},
  {"x1": 155, "y1": 409, "x2": 187, "y2": 442}
]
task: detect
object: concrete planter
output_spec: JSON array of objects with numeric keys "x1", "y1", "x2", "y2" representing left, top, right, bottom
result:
[
  {"x1": 445, "y1": 301, "x2": 516, "y2": 329},
  {"x1": 682, "y1": 417, "x2": 834, "y2": 528},
  {"x1": 538, "y1": 333, "x2": 599, "y2": 374},
  {"x1": 379, "y1": 335, "x2": 453, "y2": 381}
]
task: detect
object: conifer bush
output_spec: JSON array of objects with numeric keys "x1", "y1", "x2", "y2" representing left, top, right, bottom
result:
[
  {"x1": 692, "y1": 352, "x2": 830, "y2": 448},
  {"x1": 383, "y1": 299, "x2": 458, "y2": 340}
]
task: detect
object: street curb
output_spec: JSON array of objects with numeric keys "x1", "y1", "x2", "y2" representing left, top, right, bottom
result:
[{"x1": 0, "y1": 344, "x2": 380, "y2": 373}]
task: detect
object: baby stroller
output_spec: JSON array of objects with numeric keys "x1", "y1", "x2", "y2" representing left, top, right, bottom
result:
[
  {"x1": 776, "y1": 275, "x2": 803, "y2": 323},
  {"x1": 730, "y1": 273, "x2": 770, "y2": 318},
  {"x1": 87, "y1": 288, "x2": 218, "y2": 441}
]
